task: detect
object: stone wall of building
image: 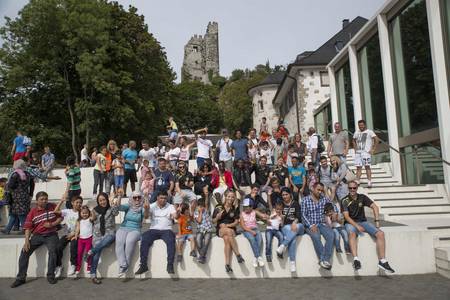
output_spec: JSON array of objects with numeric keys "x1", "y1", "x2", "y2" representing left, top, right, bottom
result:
[
  {"x1": 251, "y1": 85, "x2": 279, "y2": 132},
  {"x1": 182, "y1": 22, "x2": 219, "y2": 84}
]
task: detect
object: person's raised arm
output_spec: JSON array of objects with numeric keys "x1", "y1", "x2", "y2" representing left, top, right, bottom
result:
[{"x1": 54, "y1": 192, "x2": 68, "y2": 213}]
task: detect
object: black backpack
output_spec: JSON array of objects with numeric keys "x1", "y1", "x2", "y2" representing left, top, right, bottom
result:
[{"x1": 316, "y1": 134, "x2": 325, "y2": 153}]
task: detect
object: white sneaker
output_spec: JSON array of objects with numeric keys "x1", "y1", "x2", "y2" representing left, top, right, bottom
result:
[
  {"x1": 68, "y1": 264, "x2": 76, "y2": 276},
  {"x1": 253, "y1": 258, "x2": 258, "y2": 268},
  {"x1": 257, "y1": 256, "x2": 265, "y2": 267},
  {"x1": 54, "y1": 266, "x2": 62, "y2": 278},
  {"x1": 75, "y1": 271, "x2": 80, "y2": 278},
  {"x1": 290, "y1": 261, "x2": 296, "y2": 272},
  {"x1": 118, "y1": 271, "x2": 126, "y2": 278},
  {"x1": 276, "y1": 244, "x2": 285, "y2": 256}
]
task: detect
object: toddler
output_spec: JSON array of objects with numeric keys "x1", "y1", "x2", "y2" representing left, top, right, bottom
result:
[
  {"x1": 194, "y1": 198, "x2": 213, "y2": 264},
  {"x1": 265, "y1": 202, "x2": 284, "y2": 262},
  {"x1": 74, "y1": 205, "x2": 94, "y2": 276},
  {"x1": 140, "y1": 172, "x2": 155, "y2": 197},
  {"x1": 324, "y1": 202, "x2": 350, "y2": 254}
]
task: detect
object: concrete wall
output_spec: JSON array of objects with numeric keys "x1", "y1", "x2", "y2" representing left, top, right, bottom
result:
[
  {"x1": 0, "y1": 226, "x2": 435, "y2": 278},
  {"x1": 251, "y1": 86, "x2": 279, "y2": 132}
]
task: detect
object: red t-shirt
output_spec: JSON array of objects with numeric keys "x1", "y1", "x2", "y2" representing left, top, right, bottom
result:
[{"x1": 24, "y1": 203, "x2": 60, "y2": 235}]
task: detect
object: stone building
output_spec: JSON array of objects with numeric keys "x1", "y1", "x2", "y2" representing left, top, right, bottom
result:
[
  {"x1": 272, "y1": 17, "x2": 367, "y2": 139},
  {"x1": 181, "y1": 22, "x2": 220, "y2": 84},
  {"x1": 247, "y1": 71, "x2": 285, "y2": 133}
]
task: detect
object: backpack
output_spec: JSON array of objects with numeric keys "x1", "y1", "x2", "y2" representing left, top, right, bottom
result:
[{"x1": 316, "y1": 134, "x2": 325, "y2": 153}]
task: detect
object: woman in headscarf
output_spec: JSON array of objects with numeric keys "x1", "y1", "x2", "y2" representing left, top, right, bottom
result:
[
  {"x1": 2, "y1": 159, "x2": 34, "y2": 234},
  {"x1": 115, "y1": 191, "x2": 149, "y2": 278},
  {"x1": 88, "y1": 192, "x2": 119, "y2": 284}
]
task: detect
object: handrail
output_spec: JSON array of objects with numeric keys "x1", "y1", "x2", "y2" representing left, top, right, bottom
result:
[{"x1": 344, "y1": 129, "x2": 450, "y2": 166}]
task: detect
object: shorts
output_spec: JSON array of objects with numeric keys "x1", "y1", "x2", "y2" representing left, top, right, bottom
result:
[
  {"x1": 115, "y1": 175, "x2": 124, "y2": 188},
  {"x1": 173, "y1": 189, "x2": 197, "y2": 204},
  {"x1": 345, "y1": 221, "x2": 379, "y2": 238},
  {"x1": 169, "y1": 130, "x2": 178, "y2": 140},
  {"x1": 177, "y1": 233, "x2": 193, "y2": 242},
  {"x1": 355, "y1": 151, "x2": 372, "y2": 167},
  {"x1": 124, "y1": 169, "x2": 137, "y2": 184},
  {"x1": 13, "y1": 152, "x2": 26, "y2": 161}
]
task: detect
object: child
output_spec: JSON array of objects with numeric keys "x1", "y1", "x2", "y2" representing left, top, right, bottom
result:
[
  {"x1": 194, "y1": 197, "x2": 213, "y2": 264},
  {"x1": 248, "y1": 142, "x2": 258, "y2": 165},
  {"x1": 167, "y1": 116, "x2": 178, "y2": 141},
  {"x1": 259, "y1": 117, "x2": 269, "y2": 136},
  {"x1": 259, "y1": 141, "x2": 274, "y2": 166},
  {"x1": 176, "y1": 202, "x2": 196, "y2": 262},
  {"x1": 54, "y1": 193, "x2": 83, "y2": 278},
  {"x1": 286, "y1": 144, "x2": 295, "y2": 167},
  {"x1": 140, "y1": 172, "x2": 155, "y2": 197},
  {"x1": 74, "y1": 205, "x2": 94, "y2": 276},
  {"x1": 307, "y1": 167, "x2": 319, "y2": 192},
  {"x1": 240, "y1": 198, "x2": 268, "y2": 268},
  {"x1": 112, "y1": 153, "x2": 125, "y2": 192},
  {"x1": 65, "y1": 156, "x2": 81, "y2": 209},
  {"x1": 0, "y1": 178, "x2": 7, "y2": 223},
  {"x1": 265, "y1": 202, "x2": 284, "y2": 262},
  {"x1": 139, "y1": 159, "x2": 150, "y2": 189},
  {"x1": 324, "y1": 202, "x2": 350, "y2": 254}
]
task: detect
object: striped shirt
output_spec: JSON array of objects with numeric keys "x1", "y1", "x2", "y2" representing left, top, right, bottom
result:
[
  {"x1": 67, "y1": 166, "x2": 81, "y2": 191},
  {"x1": 301, "y1": 194, "x2": 331, "y2": 228},
  {"x1": 24, "y1": 203, "x2": 60, "y2": 235}
]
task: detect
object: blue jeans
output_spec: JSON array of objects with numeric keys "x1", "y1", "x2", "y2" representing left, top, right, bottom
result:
[
  {"x1": 90, "y1": 234, "x2": 115, "y2": 275},
  {"x1": 5, "y1": 213, "x2": 26, "y2": 233},
  {"x1": 306, "y1": 224, "x2": 334, "y2": 262},
  {"x1": 333, "y1": 227, "x2": 350, "y2": 252},
  {"x1": 243, "y1": 229, "x2": 262, "y2": 258},
  {"x1": 265, "y1": 229, "x2": 284, "y2": 257},
  {"x1": 281, "y1": 223, "x2": 305, "y2": 261},
  {"x1": 196, "y1": 157, "x2": 206, "y2": 169}
]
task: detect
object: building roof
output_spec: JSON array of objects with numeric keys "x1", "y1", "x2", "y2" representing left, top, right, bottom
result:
[
  {"x1": 247, "y1": 71, "x2": 286, "y2": 96},
  {"x1": 293, "y1": 16, "x2": 368, "y2": 66}
]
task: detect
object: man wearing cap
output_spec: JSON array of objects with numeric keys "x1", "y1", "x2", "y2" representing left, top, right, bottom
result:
[
  {"x1": 288, "y1": 154, "x2": 306, "y2": 201},
  {"x1": 216, "y1": 129, "x2": 233, "y2": 171}
]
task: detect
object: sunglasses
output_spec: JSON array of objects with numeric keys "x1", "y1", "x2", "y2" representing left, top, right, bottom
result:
[
  {"x1": 349, "y1": 187, "x2": 358, "y2": 190},
  {"x1": 133, "y1": 196, "x2": 142, "y2": 199}
]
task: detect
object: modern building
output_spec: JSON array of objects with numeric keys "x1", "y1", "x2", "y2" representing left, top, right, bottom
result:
[
  {"x1": 272, "y1": 17, "x2": 368, "y2": 139},
  {"x1": 181, "y1": 22, "x2": 220, "y2": 84},
  {"x1": 248, "y1": 71, "x2": 285, "y2": 132},
  {"x1": 327, "y1": 0, "x2": 450, "y2": 194}
]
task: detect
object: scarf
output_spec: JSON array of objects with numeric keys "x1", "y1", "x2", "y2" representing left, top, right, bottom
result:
[
  {"x1": 13, "y1": 159, "x2": 27, "y2": 181},
  {"x1": 94, "y1": 195, "x2": 110, "y2": 236},
  {"x1": 128, "y1": 196, "x2": 144, "y2": 213}
]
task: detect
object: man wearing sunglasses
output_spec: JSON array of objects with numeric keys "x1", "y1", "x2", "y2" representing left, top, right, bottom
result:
[
  {"x1": 341, "y1": 181, "x2": 395, "y2": 273},
  {"x1": 173, "y1": 161, "x2": 196, "y2": 206}
]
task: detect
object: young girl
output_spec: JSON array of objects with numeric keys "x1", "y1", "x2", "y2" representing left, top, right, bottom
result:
[
  {"x1": 240, "y1": 198, "x2": 268, "y2": 268},
  {"x1": 324, "y1": 202, "x2": 350, "y2": 254},
  {"x1": 140, "y1": 171, "x2": 155, "y2": 197},
  {"x1": 176, "y1": 202, "x2": 196, "y2": 262},
  {"x1": 112, "y1": 153, "x2": 125, "y2": 192},
  {"x1": 259, "y1": 141, "x2": 274, "y2": 166},
  {"x1": 194, "y1": 197, "x2": 213, "y2": 264},
  {"x1": 265, "y1": 202, "x2": 284, "y2": 262},
  {"x1": 74, "y1": 205, "x2": 94, "y2": 276},
  {"x1": 139, "y1": 159, "x2": 151, "y2": 189},
  {"x1": 248, "y1": 142, "x2": 258, "y2": 165}
]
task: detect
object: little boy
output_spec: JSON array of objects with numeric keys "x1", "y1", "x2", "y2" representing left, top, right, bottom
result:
[
  {"x1": 65, "y1": 156, "x2": 81, "y2": 209},
  {"x1": 176, "y1": 203, "x2": 196, "y2": 262},
  {"x1": 112, "y1": 153, "x2": 125, "y2": 192}
]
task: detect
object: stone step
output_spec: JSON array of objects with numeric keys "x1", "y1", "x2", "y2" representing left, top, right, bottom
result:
[
  {"x1": 387, "y1": 212, "x2": 450, "y2": 222},
  {"x1": 381, "y1": 204, "x2": 450, "y2": 214},
  {"x1": 437, "y1": 239, "x2": 450, "y2": 250},
  {"x1": 367, "y1": 185, "x2": 433, "y2": 194},
  {"x1": 369, "y1": 192, "x2": 441, "y2": 199},
  {"x1": 376, "y1": 197, "x2": 447, "y2": 206}
]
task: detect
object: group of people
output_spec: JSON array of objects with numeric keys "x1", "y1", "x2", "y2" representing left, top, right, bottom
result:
[{"x1": 3, "y1": 117, "x2": 395, "y2": 289}]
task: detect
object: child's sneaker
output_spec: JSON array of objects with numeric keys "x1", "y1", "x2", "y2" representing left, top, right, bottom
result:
[
  {"x1": 289, "y1": 261, "x2": 296, "y2": 272},
  {"x1": 190, "y1": 250, "x2": 197, "y2": 258},
  {"x1": 336, "y1": 248, "x2": 343, "y2": 253},
  {"x1": 177, "y1": 254, "x2": 183, "y2": 263},
  {"x1": 68, "y1": 264, "x2": 76, "y2": 276},
  {"x1": 253, "y1": 258, "x2": 258, "y2": 268},
  {"x1": 276, "y1": 244, "x2": 285, "y2": 256},
  {"x1": 257, "y1": 256, "x2": 265, "y2": 267}
]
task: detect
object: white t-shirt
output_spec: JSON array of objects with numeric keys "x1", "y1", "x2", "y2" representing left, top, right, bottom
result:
[
  {"x1": 267, "y1": 213, "x2": 282, "y2": 230},
  {"x1": 179, "y1": 146, "x2": 191, "y2": 161},
  {"x1": 260, "y1": 148, "x2": 273, "y2": 165},
  {"x1": 307, "y1": 134, "x2": 319, "y2": 153},
  {"x1": 80, "y1": 148, "x2": 89, "y2": 161},
  {"x1": 353, "y1": 129, "x2": 376, "y2": 153},
  {"x1": 139, "y1": 148, "x2": 157, "y2": 167},
  {"x1": 61, "y1": 209, "x2": 79, "y2": 235},
  {"x1": 216, "y1": 138, "x2": 233, "y2": 161},
  {"x1": 79, "y1": 219, "x2": 93, "y2": 239},
  {"x1": 166, "y1": 147, "x2": 181, "y2": 161},
  {"x1": 197, "y1": 138, "x2": 213, "y2": 159},
  {"x1": 149, "y1": 202, "x2": 176, "y2": 230}
]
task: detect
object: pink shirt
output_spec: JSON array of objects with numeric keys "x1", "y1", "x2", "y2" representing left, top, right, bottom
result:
[
  {"x1": 242, "y1": 210, "x2": 257, "y2": 229},
  {"x1": 141, "y1": 178, "x2": 154, "y2": 195}
]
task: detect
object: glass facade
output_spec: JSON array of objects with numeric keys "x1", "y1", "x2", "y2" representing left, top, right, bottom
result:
[
  {"x1": 390, "y1": 0, "x2": 438, "y2": 137},
  {"x1": 314, "y1": 102, "x2": 332, "y2": 139},
  {"x1": 358, "y1": 34, "x2": 388, "y2": 142},
  {"x1": 335, "y1": 62, "x2": 355, "y2": 133},
  {"x1": 444, "y1": 0, "x2": 450, "y2": 70}
]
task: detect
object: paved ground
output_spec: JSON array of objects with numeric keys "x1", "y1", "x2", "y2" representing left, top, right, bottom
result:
[{"x1": 0, "y1": 274, "x2": 449, "y2": 300}]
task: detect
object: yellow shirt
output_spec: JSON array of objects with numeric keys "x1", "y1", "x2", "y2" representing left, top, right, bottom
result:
[
  {"x1": 0, "y1": 186, "x2": 4, "y2": 201},
  {"x1": 170, "y1": 120, "x2": 178, "y2": 131}
]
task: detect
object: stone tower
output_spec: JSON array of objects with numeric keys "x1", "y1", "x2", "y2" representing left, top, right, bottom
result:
[{"x1": 182, "y1": 22, "x2": 220, "y2": 84}]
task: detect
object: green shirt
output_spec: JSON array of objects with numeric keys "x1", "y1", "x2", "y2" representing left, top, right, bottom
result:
[{"x1": 67, "y1": 166, "x2": 81, "y2": 191}]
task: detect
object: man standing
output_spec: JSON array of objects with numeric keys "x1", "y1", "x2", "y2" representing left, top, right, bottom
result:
[
  {"x1": 41, "y1": 146, "x2": 55, "y2": 177},
  {"x1": 341, "y1": 181, "x2": 395, "y2": 273},
  {"x1": 216, "y1": 129, "x2": 233, "y2": 171},
  {"x1": 11, "y1": 191, "x2": 63, "y2": 288},
  {"x1": 123, "y1": 140, "x2": 138, "y2": 194},
  {"x1": 139, "y1": 140, "x2": 157, "y2": 171},
  {"x1": 230, "y1": 130, "x2": 248, "y2": 162},
  {"x1": 195, "y1": 127, "x2": 213, "y2": 169},
  {"x1": 353, "y1": 120, "x2": 377, "y2": 188},
  {"x1": 151, "y1": 158, "x2": 175, "y2": 203},
  {"x1": 306, "y1": 127, "x2": 320, "y2": 167},
  {"x1": 327, "y1": 122, "x2": 349, "y2": 164},
  {"x1": 11, "y1": 131, "x2": 27, "y2": 161},
  {"x1": 135, "y1": 191, "x2": 179, "y2": 275},
  {"x1": 301, "y1": 182, "x2": 334, "y2": 270}
]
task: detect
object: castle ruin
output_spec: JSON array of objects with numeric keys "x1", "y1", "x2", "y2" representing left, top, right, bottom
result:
[{"x1": 181, "y1": 22, "x2": 219, "y2": 84}]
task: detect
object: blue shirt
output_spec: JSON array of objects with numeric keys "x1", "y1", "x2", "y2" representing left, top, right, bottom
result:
[
  {"x1": 14, "y1": 136, "x2": 26, "y2": 153},
  {"x1": 154, "y1": 168, "x2": 174, "y2": 192},
  {"x1": 122, "y1": 148, "x2": 138, "y2": 170},
  {"x1": 231, "y1": 138, "x2": 248, "y2": 160},
  {"x1": 119, "y1": 204, "x2": 144, "y2": 231},
  {"x1": 41, "y1": 153, "x2": 55, "y2": 168},
  {"x1": 301, "y1": 194, "x2": 331, "y2": 227},
  {"x1": 288, "y1": 165, "x2": 306, "y2": 185}
]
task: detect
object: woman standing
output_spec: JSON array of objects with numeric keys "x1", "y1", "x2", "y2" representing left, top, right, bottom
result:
[
  {"x1": 178, "y1": 136, "x2": 195, "y2": 165},
  {"x1": 105, "y1": 140, "x2": 119, "y2": 195},
  {"x1": 93, "y1": 146, "x2": 107, "y2": 198},
  {"x1": 115, "y1": 191, "x2": 149, "y2": 278},
  {"x1": 212, "y1": 190, "x2": 245, "y2": 273},
  {"x1": 2, "y1": 159, "x2": 34, "y2": 234},
  {"x1": 292, "y1": 133, "x2": 307, "y2": 159},
  {"x1": 88, "y1": 192, "x2": 119, "y2": 284}
]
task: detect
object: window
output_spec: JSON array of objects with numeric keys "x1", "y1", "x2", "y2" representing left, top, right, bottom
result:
[
  {"x1": 258, "y1": 101, "x2": 264, "y2": 112},
  {"x1": 335, "y1": 62, "x2": 355, "y2": 133},
  {"x1": 193, "y1": 46, "x2": 199, "y2": 52},
  {"x1": 389, "y1": 0, "x2": 438, "y2": 137},
  {"x1": 320, "y1": 71, "x2": 330, "y2": 87}
]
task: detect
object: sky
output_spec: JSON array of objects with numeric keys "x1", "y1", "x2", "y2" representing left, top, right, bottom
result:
[{"x1": 0, "y1": 0, "x2": 385, "y2": 81}]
